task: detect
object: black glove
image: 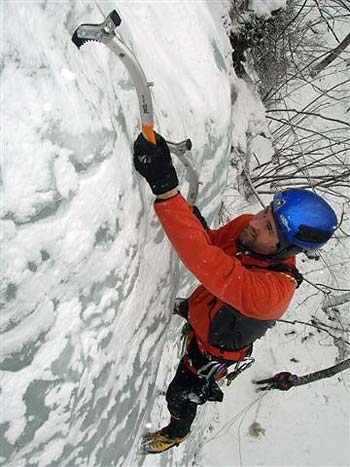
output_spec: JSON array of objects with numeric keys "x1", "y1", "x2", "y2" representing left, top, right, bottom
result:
[
  {"x1": 254, "y1": 372, "x2": 299, "y2": 391},
  {"x1": 133, "y1": 132, "x2": 179, "y2": 195}
]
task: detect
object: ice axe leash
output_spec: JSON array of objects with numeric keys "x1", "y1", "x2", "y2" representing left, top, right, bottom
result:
[{"x1": 71, "y1": 10, "x2": 199, "y2": 205}]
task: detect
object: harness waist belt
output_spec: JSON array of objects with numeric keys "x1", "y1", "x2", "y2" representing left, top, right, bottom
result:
[{"x1": 197, "y1": 336, "x2": 250, "y2": 361}]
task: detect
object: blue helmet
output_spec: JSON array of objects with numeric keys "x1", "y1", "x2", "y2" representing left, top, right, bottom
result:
[{"x1": 271, "y1": 188, "x2": 337, "y2": 258}]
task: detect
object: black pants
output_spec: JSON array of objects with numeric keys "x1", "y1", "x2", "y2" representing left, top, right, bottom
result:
[{"x1": 164, "y1": 337, "x2": 225, "y2": 438}]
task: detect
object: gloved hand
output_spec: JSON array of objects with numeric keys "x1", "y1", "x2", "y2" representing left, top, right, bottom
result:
[
  {"x1": 254, "y1": 372, "x2": 299, "y2": 391},
  {"x1": 133, "y1": 132, "x2": 179, "y2": 195}
]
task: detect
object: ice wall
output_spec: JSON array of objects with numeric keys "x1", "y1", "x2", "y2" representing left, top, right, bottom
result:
[{"x1": 1, "y1": 2, "x2": 234, "y2": 465}]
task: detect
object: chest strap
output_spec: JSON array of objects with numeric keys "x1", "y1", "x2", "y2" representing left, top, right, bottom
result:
[{"x1": 244, "y1": 263, "x2": 303, "y2": 288}]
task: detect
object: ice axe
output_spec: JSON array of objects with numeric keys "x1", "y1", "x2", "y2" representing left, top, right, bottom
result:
[{"x1": 72, "y1": 10, "x2": 199, "y2": 205}]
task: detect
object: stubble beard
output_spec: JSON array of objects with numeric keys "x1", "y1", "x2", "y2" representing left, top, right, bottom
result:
[{"x1": 238, "y1": 227, "x2": 256, "y2": 250}]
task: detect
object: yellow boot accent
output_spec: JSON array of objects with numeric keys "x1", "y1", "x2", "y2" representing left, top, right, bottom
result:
[{"x1": 141, "y1": 430, "x2": 189, "y2": 454}]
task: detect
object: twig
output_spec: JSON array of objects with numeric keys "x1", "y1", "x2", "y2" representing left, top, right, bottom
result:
[
  {"x1": 277, "y1": 317, "x2": 350, "y2": 345},
  {"x1": 266, "y1": 108, "x2": 350, "y2": 128}
]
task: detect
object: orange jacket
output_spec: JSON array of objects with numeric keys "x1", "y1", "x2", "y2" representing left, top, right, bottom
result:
[{"x1": 154, "y1": 193, "x2": 297, "y2": 358}]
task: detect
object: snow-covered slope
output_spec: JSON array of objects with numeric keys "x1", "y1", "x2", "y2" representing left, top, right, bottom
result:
[
  {"x1": 1, "y1": 2, "x2": 233, "y2": 466},
  {"x1": 1, "y1": 2, "x2": 349, "y2": 467}
]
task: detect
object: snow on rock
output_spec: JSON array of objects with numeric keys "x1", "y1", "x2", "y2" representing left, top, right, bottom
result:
[{"x1": 250, "y1": 0, "x2": 286, "y2": 17}]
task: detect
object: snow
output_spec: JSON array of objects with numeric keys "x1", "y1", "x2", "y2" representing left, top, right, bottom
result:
[
  {"x1": 250, "y1": 0, "x2": 286, "y2": 18},
  {"x1": 1, "y1": 1, "x2": 349, "y2": 467}
]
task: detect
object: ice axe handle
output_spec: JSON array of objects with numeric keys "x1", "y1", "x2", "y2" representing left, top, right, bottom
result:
[{"x1": 142, "y1": 123, "x2": 156, "y2": 145}]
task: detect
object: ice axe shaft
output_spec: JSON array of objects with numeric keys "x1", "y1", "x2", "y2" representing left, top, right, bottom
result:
[
  {"x1": 167, "y1": 139, "x2": 199, "y2": 204},
  {"x1": 72, "y1": 10, "x2": 156, "y2": 144}
]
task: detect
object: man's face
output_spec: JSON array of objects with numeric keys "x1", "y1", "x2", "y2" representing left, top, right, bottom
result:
[{"x1": 239, "y1": 206, "x2": 280, "y2": 256}]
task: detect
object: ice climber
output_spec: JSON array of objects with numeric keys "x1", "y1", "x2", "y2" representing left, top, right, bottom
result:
[{"x1": 133, "y1": 132, "x2": 338, "y2": 454}]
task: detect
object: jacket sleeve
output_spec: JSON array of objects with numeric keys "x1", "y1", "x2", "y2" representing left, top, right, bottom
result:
[
  {"x1": 206, "y1": 217, "x2": 247, "y2": 247},
  {"x1": 154, "y1": 193, "x2": 295, "y2": 320}
]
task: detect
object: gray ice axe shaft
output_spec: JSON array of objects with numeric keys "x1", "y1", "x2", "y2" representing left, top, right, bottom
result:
[
  {"x1": 106, "y1": 39, "x2": 153, "y2": 127},
  {"x1": 167, "y1": 140, "x2": 199, "y2": 204}
]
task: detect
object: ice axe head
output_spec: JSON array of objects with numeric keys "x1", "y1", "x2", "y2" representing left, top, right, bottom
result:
[{"x1": 71, "y1": 10, "x2": 121, "y2": 49}]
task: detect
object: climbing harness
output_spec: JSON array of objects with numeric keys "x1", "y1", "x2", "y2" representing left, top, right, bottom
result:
[
  {"x1": 179, "y1": 323, "x2": 255, "y2": 385},
  {"x1": 225, "y1": 357, "x2": 255, "y2": 386}
]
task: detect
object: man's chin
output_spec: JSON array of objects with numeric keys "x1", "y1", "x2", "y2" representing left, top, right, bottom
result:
[{"x1": 239, "y1": 236, "x2": 264, "y2": 256}]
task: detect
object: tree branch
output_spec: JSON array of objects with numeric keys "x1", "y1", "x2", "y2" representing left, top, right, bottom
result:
[
  {"x1": 266, "y1": 108, "x2": 350, "y2": 128},
  {"x1": 310, "y1": 31, "x2": 350, "y2": 76},
  {"x1": 294, "y1": 358, "x2": 350, "y2": 386}
]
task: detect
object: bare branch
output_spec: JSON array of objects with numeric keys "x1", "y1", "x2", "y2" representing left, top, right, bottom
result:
[
  {"x1": 310, "y1": 31, "x2": 350, "y2": 76},
  {"x1": 294, "y1": 358, "x2": 350, "y2": 386},
  {"x1": 266, "y1": 108, "x2": 350, "y2": 128},
  {"x1": 322, "y1": 292, "x2": 350, "y2": 310},
  {"x1": 277, "y1": 317, "x2": 350, "y2": 345}
]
